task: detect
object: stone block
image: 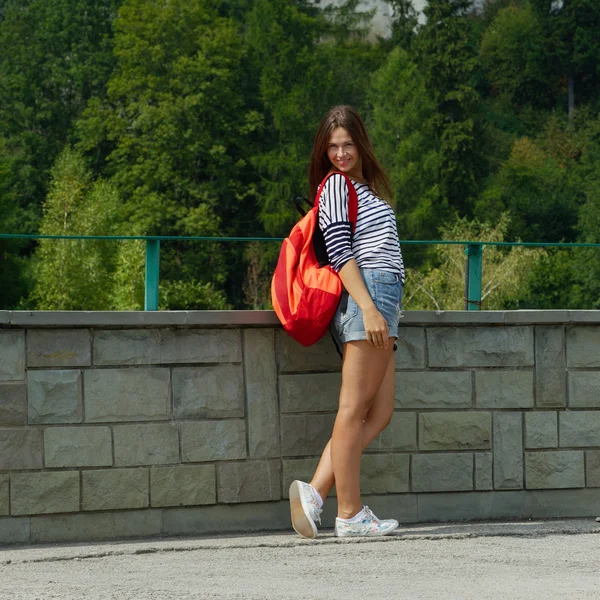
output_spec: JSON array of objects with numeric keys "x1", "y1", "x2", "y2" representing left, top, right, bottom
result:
[
  {"x1": 27, "y1": 329, "x2": 91, "y2": 367},
  {"x1": 11, "y1": 471, "x2": 79, "y2": 516},
  {"x1": 93, "y1": 329, "x2": 242, "y2": 365},
  {"x1": 181, "y1": 420, "x2": 246, "y2": 462},
  {"x1": 419, "y1": 412, "x2": 491, "y2": 451},
  {"x1": 0, "y1": 475, "x2": 8, "y2": 515},
  {"x1": 427, "y1": 326, "x2": 534, "y2": 367},
  {"x1": 44, "y1": 426, "x2": 112, "y2": 468},
  {"x1": 566, "y1": 326, "x2": 600, "y2": 367},
  {"x1": 416, "y1": 491, "x2": 519, "y2": 523},
  {"x1": 94, "y1": 330, "x2": 158, "y2": 365},
  {"x1": 527, "y1": 488, "x2": 600, "y2": 519},
  {"x1": 82, "y1": 468, "x2": 149, "y2": 511},
  {"x1": 150, "y1": 465, "x2": 216, "y2": 507},
  {"x1": 113, "y1": 423, "x2": 179, "y2": 466},
  {"x1": 395, "y1": 327, "x2": 425, "y2": 369},
  {"x1": 27, "y1": 369, "x2": 82, "y2": 424},
  {"x1": 475, "y1": 453, "x2": 493, "y2": 490},
  {"x1": 279, "y1": 373, "x2": 340, "y2": 413},
  {"x1": 161, "y1": 329, "x2": 242, "y2": 363},
  {"x1": 361, "y1": 454, "x2": 409, "y2": 494},
  {"x1": 0, "y1": 330, "x2": 24, "y2": 380},
  {"x1": 525, "y1": 412, "x2": 558, "y2": 449},
  {"x1": 282, "y1": 458, "x2": 321, "y2": 498},
  {"x1": 280, "y1": 414, "x2": 336, "y2": 457},
  {"x1": 568, "y1": 372, "x2": 600, "y2": 408},
  {"x1": 0, "y1": 382, "x2": 26, "y2": 425},
  {"x1": 395, "y1": 372, "x2": 471, "y2": 409},
  {"x1": 525, "y1": 451, "x2": 585, "y2": 489},
  {"x1": 0, "y1": 518, "x2": 30, "y2": 545},
  {"x1": 218, "y1": 460, "x2": 281, "y2": 503},
  {"x1": 560, "y1": 411, "x2": 600, "y2": 447},
  {"x1": 585, "y1": 450, "x2": 600, "y2": 487},
  {"x1": 504, "y1": 311, "x2": 570, "y2": 324},
  {"x1": 0, "y1": 428, "x2": 43, "y2": 470},
  {"x1": 244, "y1": 330, "x2": 279, "y2": 459},
  {"x1": 475, "y1": 370, "x2": 534, "y2": 409},
  {"x1": 367, "y1": 411, "x2": 417, "y2": 453},
  {"x1": 84, "y1": 368, "x2": 169, "y2": 422},
  {"x1": 172, "y1": 365, "x2": 244, "y2": 419},
  {"x1": 162, "y1": 502, "x2": 291, "y2": 537},
  {"x1": 412, "y1": 453, "x2": 473, "y2": 493},
  {"x1": 535, "y1": 327, "x2": 566, "y2": 407},
  {"x1": 30, "y1": 510, "x2": 162, "y2": 544},
  {"x1": 494, "y1": 412, "x2": 523, "y2": 489},
  {"x1": 278, "y1": 332, "x2": 341, "y2": 373}
]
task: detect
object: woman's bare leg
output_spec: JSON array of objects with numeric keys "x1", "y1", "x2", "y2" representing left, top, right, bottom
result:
[
  {"x1": 310, "y1": 348, "x2": 395, "y2": 502},
  {"x1": 325, "y1": 340, "x2": 395, "y2": 518}
]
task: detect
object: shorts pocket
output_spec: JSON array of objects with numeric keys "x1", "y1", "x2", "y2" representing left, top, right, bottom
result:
[
  {"x1": 336, "y1": 291, "x2": 358, "y2": 326},
  {"x1": 372, "y1": 271, "x2": 400, "y2": 284},
  {"x1": 374, "y1": 280, "x2": 401, "y2": 324}
]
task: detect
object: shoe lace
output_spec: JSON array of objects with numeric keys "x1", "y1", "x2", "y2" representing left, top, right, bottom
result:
[
  {"x1": 362, "y1": 506, "x2": 377, "y2": 522},
  {"x1": 307, "y1": 485, "x2": 323, "y2": 525},
  {"x1": 312, "y1": 503, "x2": 323, "y2": 525},
  {"x1": 315, "y1": 507, "x2": 323, "y2": 525},
  {"x1": 310, "y1": 498, "x2": 323, "y2": 525}
]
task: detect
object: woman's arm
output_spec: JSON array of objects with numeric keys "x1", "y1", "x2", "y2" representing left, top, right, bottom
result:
[{"x1": 338, "y1": 258, "x2": 389, "y2": 349}]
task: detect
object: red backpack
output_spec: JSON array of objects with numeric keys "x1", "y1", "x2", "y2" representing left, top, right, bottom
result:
[{"x1": 271, "y1": 171, "x2": 359, "y2": 346}]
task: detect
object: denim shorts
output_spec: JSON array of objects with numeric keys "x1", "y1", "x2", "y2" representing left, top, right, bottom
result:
[{"x1": 330, "y1": 268, "x2": 403, "y2": 354}]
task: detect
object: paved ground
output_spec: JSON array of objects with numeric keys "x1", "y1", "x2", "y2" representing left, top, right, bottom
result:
[{"x1": 1, "y1": 519, "x2": 600, "y2": 600}]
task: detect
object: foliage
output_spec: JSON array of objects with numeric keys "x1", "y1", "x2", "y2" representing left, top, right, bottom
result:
[
  {"x1": 387, "y1": 0, "x2": 419, "y2": 50},
  {"x1": 30, "y1": 147, "x2": 120, "y2": 309},
  {"x1": 480, "y1": 5, "x2": 550, "y2": 106},
  {"x1": 3, "y1": 0, "x2": 600, "y2": 310},
  {"x1": 76, "y1": 0, "x2": 255, "y2": 308},
  {"x1": 404, "y1": 213, "x2": 545, "y2": 310},
  {"x1": 415, "y1": 0, "x2": 480, "y2": 217},
  {"x1": 369, "y1": 47, "x2": 440, "y2": 239}
]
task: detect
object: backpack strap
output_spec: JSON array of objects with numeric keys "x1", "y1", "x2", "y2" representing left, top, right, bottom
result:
[{"x1": 314, "y1": 171, "x2": 359, "y2": 232}]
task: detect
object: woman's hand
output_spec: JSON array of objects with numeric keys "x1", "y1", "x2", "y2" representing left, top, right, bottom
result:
[
  {"x1": 362, "y1": 305, "x2": 389, "y2": 349},
  {"x1": 338, "y1": 259, "x2": 389, "y2": 349}
]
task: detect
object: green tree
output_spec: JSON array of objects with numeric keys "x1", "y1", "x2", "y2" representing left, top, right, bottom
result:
[
  {"x1": 0, "y1": 0, "x2": 123, "y2": 308},
  {"x1": 477, "y1": 135, "x2": 581, "y2": 242},
  {"x1": 404, "y1": 213, "x2": 545, "y2": 310},
  {"x1": 247, "y1": 0, "x2": 386, "y2": 235},
  {"x1": 369, "y1": 46, "x2": 440, "y2": 239},
  {"x1": 415, "y1": 0, "x2": 480, "y2": 218},
  {"x1": 480, "y1": 5, "x2": 550, "y2": 107},
  {"x1": 30, "y1": 147, "x2": 120, "y2": 309},
  {"x1": 77, "y1": 0, "x2": 252, "y2": 308},
  {"x1": 531, "y1": 0, "x2": 600, "y2": 121},
  {"x1": 386, "y1": 0, "x2": 419, "y2": 50}
]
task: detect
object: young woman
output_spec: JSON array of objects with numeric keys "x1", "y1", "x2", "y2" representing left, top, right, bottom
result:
[{"x1": 289, "y1": 105, "x2": 405, "y2": 538}]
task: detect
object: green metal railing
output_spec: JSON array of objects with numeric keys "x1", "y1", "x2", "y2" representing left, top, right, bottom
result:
[{"x1": 2, "y1": 233, "x2": 600, "y2": 311}]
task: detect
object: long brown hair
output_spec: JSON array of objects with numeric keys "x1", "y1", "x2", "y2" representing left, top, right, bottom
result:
[{"x1": 308, "y1": 105, "x2": 393, "y2": 205}]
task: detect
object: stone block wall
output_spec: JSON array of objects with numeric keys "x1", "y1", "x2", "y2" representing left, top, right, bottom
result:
[{"x1": 1, "y1": 310, "x2": 600, "y2": 544}]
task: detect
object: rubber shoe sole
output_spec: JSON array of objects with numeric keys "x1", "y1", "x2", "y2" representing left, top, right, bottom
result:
[{"x1": 289, "y1": 480, "x2": 317, "y2": 539}]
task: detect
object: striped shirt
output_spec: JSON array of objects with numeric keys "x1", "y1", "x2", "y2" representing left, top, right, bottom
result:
[{"x1": 318, "y1": 174, "x2": 405, "y2": 283}]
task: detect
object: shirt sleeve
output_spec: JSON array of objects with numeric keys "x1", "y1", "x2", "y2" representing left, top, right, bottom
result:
[{"x1": 317, "y1": 173, "x2": 354, "y2": 272}]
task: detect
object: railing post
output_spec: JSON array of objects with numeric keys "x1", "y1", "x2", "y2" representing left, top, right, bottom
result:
[
  {"x1": 464, "y1": 243, "x2": 482, "y2": 311},
  {"x1": 145, "y1": 239, "x2": 160, "y2": 311}
]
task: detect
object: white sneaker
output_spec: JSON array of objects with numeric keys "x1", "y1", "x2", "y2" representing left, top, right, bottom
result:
[
  {"x1": 289, "y1": 480, "x2": 322, "y2": 539},
  {"x1": 334, "y1": 506, "x2": 399, "y2": 537}
]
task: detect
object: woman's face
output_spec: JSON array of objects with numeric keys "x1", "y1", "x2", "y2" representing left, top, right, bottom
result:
[{"x1": 327, "y1": 127, "x2": 363, "y2": 180}]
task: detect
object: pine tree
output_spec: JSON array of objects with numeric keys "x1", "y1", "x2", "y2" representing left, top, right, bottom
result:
[
  {"x1": 531, "y1": 0, "x2": 600, "y2": 121},
  {"x1": 416, "y1": 0, "x2": 480, "y2": 218}
]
